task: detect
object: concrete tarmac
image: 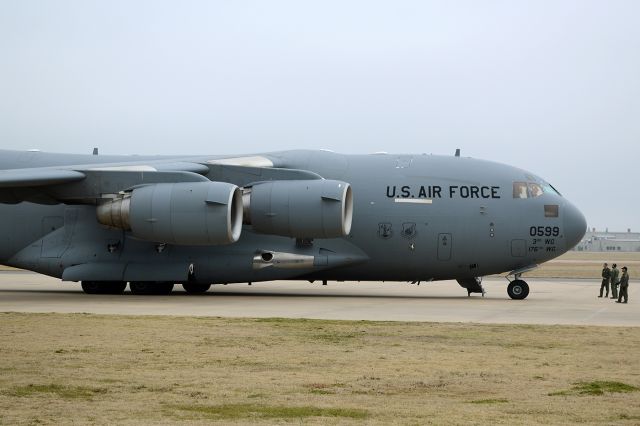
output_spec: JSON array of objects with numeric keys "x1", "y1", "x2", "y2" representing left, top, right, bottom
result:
[{"x1": 0, "y1": 271, "x2": 636, "y2": 326}]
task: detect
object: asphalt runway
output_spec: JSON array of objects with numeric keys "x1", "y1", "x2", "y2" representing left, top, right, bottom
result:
[{"x1": 0, "y1": 271, "x2": 636, "y2": 326}]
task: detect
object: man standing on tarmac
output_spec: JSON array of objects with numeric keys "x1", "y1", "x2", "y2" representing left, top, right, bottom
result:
[
  {"x1": 599, "y1": 262, "x2": 611, "y2": 298},
  {"x1": 610, "y1": 263, "x2": 620, "y2": 299},
  {"x1": 616, "y1": 267, "x2": 630, "y2": 304}
]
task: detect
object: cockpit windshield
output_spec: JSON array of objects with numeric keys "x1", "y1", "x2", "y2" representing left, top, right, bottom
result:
[
  {"x1": 513, "y1": 181, "x2": 561, "y2": 198},
  {"x1": 542, "y1": 183, "x2": 561, "y2": 196}
]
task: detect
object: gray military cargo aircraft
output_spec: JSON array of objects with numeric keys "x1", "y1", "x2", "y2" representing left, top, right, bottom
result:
[{"x1": 0, "y1": 148, "x2": 586, "y2": 299}]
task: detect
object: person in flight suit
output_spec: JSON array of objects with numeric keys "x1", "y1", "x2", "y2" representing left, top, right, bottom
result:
[
  {"x1": 610, "y1": 263, "x2": 620, "y2": 299},
  {"x1": 599, "y1": 263, "x2": 611, "y2": 298},
  {"x1": 616, "y1": 267, "x2": 630, "y2": 304}
]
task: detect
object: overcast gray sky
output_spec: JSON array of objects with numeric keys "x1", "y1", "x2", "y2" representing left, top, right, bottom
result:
[{"x1": 1, "y1": 1, "x2": 638, "y2": 231}]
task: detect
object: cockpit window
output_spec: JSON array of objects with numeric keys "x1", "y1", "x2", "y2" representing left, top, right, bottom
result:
[
  {"x1": 513, "y1": 182, "x2": 528, "y2": 198},
  {"x1": 514, "y1": 181, "x2": 560, "y2": 198},
  {"x1": 545, "y1": 204, "x2": 559, "y2": 217},
  {"x1": 528, "y1": 183, "x2": 543, "y2": 198}
]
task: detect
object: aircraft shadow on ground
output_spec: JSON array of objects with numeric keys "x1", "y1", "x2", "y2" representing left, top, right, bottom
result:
[{"x1": 0, "y1": 288, "x2": 493, "y2": 301}]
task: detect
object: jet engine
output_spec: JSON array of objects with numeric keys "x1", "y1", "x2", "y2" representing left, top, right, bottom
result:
[
  {"x1": 244, "y1": 179, "x2": 353, "y2": 239},
  {"x1": 97, "y1": 182, "x2": 243, "y2": 245}
]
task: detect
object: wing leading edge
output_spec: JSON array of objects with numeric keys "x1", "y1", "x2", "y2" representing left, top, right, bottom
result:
[{"x1": 0, "y1": 168, "x2": 85, "y2": 188}]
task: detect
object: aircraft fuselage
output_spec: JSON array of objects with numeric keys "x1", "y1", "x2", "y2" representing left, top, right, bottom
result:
[{"x1": 0, "y1": 149, "x2": 586, "y2": 296}]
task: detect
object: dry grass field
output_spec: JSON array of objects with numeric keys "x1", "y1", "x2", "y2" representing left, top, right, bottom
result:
[
  {"x1": 1, "y1": 252, "x2": 639, "y2": 423},
  {"x1": 1, "y1": 313, "x2": 639, "y2": 425}
]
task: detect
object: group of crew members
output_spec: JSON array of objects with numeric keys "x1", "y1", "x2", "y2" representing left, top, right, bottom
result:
[{"x1": 599, "y1": 263, "x2": 630, "y2": 303}]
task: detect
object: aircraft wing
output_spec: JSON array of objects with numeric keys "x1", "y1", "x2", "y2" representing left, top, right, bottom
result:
[
  {"x1": 0, "y1": 154, "x2": 322, "y2": 205},
  {"x1": 0, "y1": 151, "x2": 353, "y2": 245},
  {"x1": 0, "y1": 168, "x2": 85, "y2": 188}
]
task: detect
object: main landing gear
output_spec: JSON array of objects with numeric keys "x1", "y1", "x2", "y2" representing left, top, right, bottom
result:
[
  {"x1": 456, "y1": 277, "x2": 486, "y2": 297},
  {"x1": 182, "y1": 283, "x2": 211, "y2": 294},
  {"x1": 129, "y1": 281, "x2": 174, "y2": 295},
  {"x1": 81, "y1": 281, "x2": 213, "y2": 295},
  {"x1": 81, "y1": 281, "x2": 127, "y2": 295}
]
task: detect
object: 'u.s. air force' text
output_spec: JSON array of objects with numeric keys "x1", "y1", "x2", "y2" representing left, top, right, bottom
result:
[{"x1": 386, "y1": 185, "x2": 501, "y2": 199}]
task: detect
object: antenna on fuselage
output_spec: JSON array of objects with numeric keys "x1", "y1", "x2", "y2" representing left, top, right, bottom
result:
[{"x1": 455, "y1": 148, "x2": 460, "y2": 157}]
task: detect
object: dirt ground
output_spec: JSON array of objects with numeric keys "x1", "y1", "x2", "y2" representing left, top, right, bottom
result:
[{"x1": 1, "y1": 313, "x2": 639, "y2": 425}]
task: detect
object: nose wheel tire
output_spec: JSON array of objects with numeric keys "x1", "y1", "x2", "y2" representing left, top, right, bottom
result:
[{"x1": 507, "y1": 280, "x2": 529, "y2": 300}]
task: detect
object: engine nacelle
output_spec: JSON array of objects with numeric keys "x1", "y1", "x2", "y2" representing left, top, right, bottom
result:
[
  {"x1": 245, "y1": 179, "x2": 353, "y2": 239},
  {"x1": 97, "y1": 182, "x2": 243, "y2": 245}
]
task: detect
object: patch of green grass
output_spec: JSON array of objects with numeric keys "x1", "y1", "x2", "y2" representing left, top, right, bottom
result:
[
  {"x1": 172, "y1": 403, "x2": 369, "y2": 420},
  {"x1": 576, "y1": 381, "x2": 638, "y2": 395},
  {"x1": 5, "y1": 384, "x2": 108, "y2": 400},
  {"x1": 550, "y1": 381, "x2": 639, "y2": 396},
  {"x1": 311, "y1": 332, "x2": 359, "y2": 343},
  {"x1": 469, "y1": 398, "x2": 509, "y2": 404},
  {"x1": 620, "y1": 414, "x2": 640, "y2": 420}
]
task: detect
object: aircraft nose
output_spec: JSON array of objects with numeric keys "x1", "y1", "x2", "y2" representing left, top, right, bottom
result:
[{"x1": 564, "y1": 202, "x2": 587, "y2": 250}]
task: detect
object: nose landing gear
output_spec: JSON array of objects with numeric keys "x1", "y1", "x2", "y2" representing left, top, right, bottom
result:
[
  {"x1": 507, "y1": 279, "x2": 529, "y2": 300},
  {"x1": 504, "y1": 265, "x2": 536, "y2": 300}
]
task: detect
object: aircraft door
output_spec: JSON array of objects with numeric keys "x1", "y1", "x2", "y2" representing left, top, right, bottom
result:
[{"x1": 437, "y1": 233, "x2": 452, "y2": 261}]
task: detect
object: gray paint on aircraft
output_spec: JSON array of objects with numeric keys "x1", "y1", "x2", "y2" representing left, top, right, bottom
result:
[{"x1": 0, "y1": 149, "x2": 587, "y2": 299}]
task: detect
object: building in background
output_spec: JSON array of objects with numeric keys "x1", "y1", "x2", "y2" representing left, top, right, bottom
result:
[{"x1": 575, "y1": 229, "x2": 640, "y2": 252}]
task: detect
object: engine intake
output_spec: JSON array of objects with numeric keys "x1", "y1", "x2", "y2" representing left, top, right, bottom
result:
[
  {"x1": 97, "y1": 182, "x2": 242, "y2": 245},
  {"x1": 245, "y1": 179, "x2": 353, "y2": 239}
]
